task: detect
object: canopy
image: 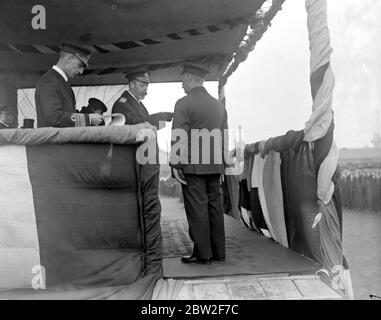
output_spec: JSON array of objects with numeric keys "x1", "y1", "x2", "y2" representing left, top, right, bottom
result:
[{"x1": 0, "y1": 0, "x2": 268, "y2": 87}]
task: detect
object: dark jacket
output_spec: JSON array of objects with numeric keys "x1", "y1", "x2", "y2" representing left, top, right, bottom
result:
[
  {"x1": 79, "y1": 106, "x2": 92, "y2": 114},
  {"x1": 111, "y1": 90, "x2": 150, "y2": 125},
  {"x1": 170, "y1": 86, "x2": 228, "y2": 175},
  {"x1": 35, "y1": 68, "x2": 90, "y2": 128},
  {"x1": 112, "y1": 90, "x2": 173, "y2": 127}
]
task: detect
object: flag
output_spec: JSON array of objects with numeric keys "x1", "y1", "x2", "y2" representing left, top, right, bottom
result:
[{"x1": 0, "y1": 127, "x2": 162, "y2": 299}]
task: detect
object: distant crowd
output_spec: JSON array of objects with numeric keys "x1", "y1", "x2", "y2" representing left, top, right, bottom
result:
[
  {"x1": 340, "y1": 169, "x2": 381, "y2": 212},
  {"x1": 159, "y1": 177, "x2": 182, "y2": 201}
]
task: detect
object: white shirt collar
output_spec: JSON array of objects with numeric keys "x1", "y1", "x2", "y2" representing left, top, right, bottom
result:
[
  {"x1": 52, "y1": 65, "x2": 68, "y2": 82},
  {"x1": 127, "y1": 88, "x2": 141, "y2": 103}
]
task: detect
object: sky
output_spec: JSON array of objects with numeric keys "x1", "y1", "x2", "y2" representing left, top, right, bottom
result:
[
  {"x1": 18, "y1": 0, "x2": 381, "y2": 151},
  {"x1": 145, "y1": 0, "x2": 381, "y2": 151}
]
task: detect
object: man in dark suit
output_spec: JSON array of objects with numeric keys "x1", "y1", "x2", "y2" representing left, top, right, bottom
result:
[
  {"x1": 35, "y1": 43, "x2": 103, "y2": 128},
  {"x1": 111, "y1": 70, "x2": 173, "y2": 128},
  {"x1": 112, "y1": 70, "x2": 171, "y2": 275},
  {"x1": 170, "y1": 63, "x2": 228, "y2": 264}
]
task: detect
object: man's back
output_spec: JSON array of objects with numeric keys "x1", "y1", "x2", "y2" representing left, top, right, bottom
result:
[
  {"x1": 172, "y1": 86, "x2": 228, "y2": 175},
  {"x1": 182, "y1": 87, "x2": 225, "y2": 130}
]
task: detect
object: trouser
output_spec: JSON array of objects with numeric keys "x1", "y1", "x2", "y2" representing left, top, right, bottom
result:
[{"x1": 182, "y1": 174, "x2": 225, "y2": 259}]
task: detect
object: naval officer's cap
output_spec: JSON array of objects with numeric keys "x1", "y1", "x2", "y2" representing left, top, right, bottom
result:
[
  {"x1": 181, "y1": 62, "x2": 210, "y2": 78},
  {"x1": 125, "y1": 69, "x2": 150, "y2": 84},
  {"x1": 60, "y1": 43, "x2": 92, "y2": 68}
]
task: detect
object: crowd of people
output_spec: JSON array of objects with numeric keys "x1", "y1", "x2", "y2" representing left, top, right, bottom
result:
[{"x1": 340, "y1": 170, "x2": 381, "y2": 212}]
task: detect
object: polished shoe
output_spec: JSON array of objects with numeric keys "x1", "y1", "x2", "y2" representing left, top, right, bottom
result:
[
  {"x1": 211, "y1": 256, "x2": 225, "y2": 261},
  {"x1": 181, "y1": 255, "x2": 212, "y2": 265}
]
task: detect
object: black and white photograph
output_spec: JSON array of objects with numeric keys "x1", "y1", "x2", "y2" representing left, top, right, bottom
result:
[{"x1": 0, "y1": 0, "x2": 380, "y2": 306}]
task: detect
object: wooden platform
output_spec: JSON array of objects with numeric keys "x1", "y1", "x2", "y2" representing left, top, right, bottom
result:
[
  {"x1": 154, "y1": 198, "x2": 343, "y2": 300},
  {"x1": 175, "y1": 275, "x2": 341, "y2": 300},
  {"x1": 161, "y1": 198, "x2": 321, "y2": 279}
]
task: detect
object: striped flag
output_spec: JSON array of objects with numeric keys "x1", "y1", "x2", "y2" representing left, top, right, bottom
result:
[{"x1": 0, "y1": 127, "x2": 162, "y2": 299}]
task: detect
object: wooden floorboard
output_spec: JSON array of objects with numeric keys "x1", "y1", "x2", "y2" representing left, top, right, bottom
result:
[
  {"x1": 173, "y1": 275, "x2": 342, "y2": 300},
  {"x1": 159, "y1": 198, "x2": 340, "y2": 300},
  {"x1": 193, "y1": 283, "x2": 230, "y2": 300},
  {"x1": 227, "y1": 282, "x2": 267, "y2": 300},
  {"x1": 293, "y1": 278, "x2": 340, "y2": 299},
  {"x1": 259, "y1": 278, "x2": 303, "y2": 299}
]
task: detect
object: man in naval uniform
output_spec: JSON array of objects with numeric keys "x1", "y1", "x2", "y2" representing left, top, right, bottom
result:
[
  {"x1": 170, "y1": 63, "x2": 228, "y2": 265},
  {"x1": 111, "y1": 70, "x2": 173, "y2": 128},
  {"x1": 35, "y1": 43, "x2": 103, "y2": 128},
  {"x1": 112, "y1": 70, "x2": 172, "y2": 275}
]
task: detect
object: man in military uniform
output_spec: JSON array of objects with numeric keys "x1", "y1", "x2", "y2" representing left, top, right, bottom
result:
[
  {"x1": 112, "y1": 70, "x2": 172, "y2": 275},
  {"x1": 35, "y1": 43, "x2": 103, "y2": 128},
  {"x1": 170, "y1": 63, "x2": 228, "y2": 264},
  {"x1": 111, "y1": 70, "x2": 173, "y2": 128}
]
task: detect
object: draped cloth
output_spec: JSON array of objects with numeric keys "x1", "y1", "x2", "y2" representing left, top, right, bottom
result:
[
  {"x1": 222, "y1": 0, "x2": 353, "y2": 299},
  {"x1": 304, "y1": 0, "x2": 353, "y2": 299},
  {"x1": 0, "y1": 126, "x2": 163, "y2": 299}
]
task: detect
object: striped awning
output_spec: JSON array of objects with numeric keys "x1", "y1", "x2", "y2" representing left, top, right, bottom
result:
[{"x1": 0, "y1": 0, "x2": 274, "y2": 87}]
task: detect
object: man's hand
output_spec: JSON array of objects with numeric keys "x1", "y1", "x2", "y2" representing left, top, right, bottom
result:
[
  {"x1": 149, "y1": 112, "x2": 173, "y2": 122},
  {"x1": 220, "y1": 174, "x2": 224, "y2": 186},
  {"x1": 172, "y1": 168, "x2": 187, "y2": 185},
  {"x1": 160, "y1": 112, "x2": 173, "y2": 122},
  {"x1": 147, "y1": 112, "x2": 173, "y2": 128},
  {"x1": 90, "y1": 113, "x2": 104, "y2": 126}
]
